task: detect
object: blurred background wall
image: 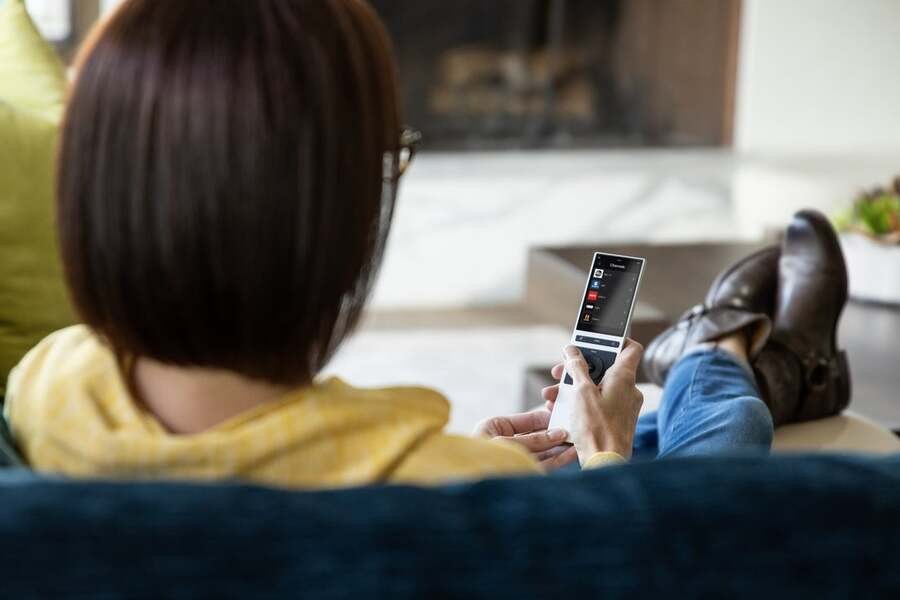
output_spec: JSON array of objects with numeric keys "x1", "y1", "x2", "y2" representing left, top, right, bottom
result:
[{"x1": 736, "y1": 0, "x2": 900, "y2": 155}]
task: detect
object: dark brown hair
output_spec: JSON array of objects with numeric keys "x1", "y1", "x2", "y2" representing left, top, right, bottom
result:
[{"x1": 57, "y1": 0, "x2": 401, "y2": 385}]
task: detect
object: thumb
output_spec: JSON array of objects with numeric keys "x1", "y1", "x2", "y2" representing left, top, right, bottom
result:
[
  {"x1": 607, "y1": 338, "x2": 643, "y2": 382},
  {"x1": 563, "y1": 345, "x2": 592, "y2": 386}
]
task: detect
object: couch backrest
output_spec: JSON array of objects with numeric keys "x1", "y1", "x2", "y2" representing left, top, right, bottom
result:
[{"x1": 1, "y1": 454, "x2": 899, "y2": 597}]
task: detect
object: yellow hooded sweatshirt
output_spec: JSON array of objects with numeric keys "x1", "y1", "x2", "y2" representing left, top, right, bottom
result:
[{"x1": 4, "y1": 326, "x2": 544, "y2": 488}]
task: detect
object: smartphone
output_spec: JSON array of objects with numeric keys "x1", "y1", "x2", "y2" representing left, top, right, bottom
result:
[{"x1": 547, "y1": 252, "x2": 645, "y2": 441}]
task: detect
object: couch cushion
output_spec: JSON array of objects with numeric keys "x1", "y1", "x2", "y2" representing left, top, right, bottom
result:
[
  {"x1": 0, "y1": 455, "x2": 899, "y2": 597},
  {"x1": 0, "y1": 0, "x2": 74, "y2": 397},
  {"x1": 774, "y1": 411, "x2": 900, "y2": 454}
]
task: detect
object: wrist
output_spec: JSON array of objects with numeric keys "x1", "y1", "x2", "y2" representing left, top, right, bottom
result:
[{"x1": 576, "y1": 432, "x2": 631, "y2": 463}]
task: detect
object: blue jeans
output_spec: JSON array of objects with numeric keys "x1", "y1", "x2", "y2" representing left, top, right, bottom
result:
[{"x1": 632, "y1": 348, "x2": 774, "y2": 460}]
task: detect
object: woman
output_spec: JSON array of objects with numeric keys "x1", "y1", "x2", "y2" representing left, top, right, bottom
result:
[{"x1": 5, "y1": 0, "x2": 849, "y2": 488}]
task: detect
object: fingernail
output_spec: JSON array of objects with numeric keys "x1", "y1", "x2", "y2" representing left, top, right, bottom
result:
[
  {"x1": 548, "y1": 428, "x2": 566, "y2": 440},
  {"x1": 564, "y1": 345, "x2": 580, "y2": 358}
]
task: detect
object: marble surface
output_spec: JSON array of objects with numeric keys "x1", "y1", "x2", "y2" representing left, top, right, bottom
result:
[{"x1": 371, "y1": 149, "x2": 900, "y2": 309}]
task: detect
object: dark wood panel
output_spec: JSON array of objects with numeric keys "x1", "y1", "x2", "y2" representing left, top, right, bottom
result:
[{"x1": 613, "y1": 0, "x2": 742, "y2": 145}]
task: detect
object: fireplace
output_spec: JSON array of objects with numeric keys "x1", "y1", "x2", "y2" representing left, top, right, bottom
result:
[{"x1": 370, "y1": 0, "x2": 741, "y2": 151}]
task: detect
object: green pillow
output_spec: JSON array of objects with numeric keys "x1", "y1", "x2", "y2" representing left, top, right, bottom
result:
[
  {"x1": 0, "y1": 0, "x2": 66, "y2": 122},
  {"x1": 0, "y1": 0, "x2": 74, "y2": 398}
]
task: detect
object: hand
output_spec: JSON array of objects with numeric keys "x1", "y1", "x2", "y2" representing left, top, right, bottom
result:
[
  {"x1": 473, "y1": 409, "x2": 578, "y2": 471},
  {"x1": 544, "y1": 340, "x2": 644, "y2": 464}
]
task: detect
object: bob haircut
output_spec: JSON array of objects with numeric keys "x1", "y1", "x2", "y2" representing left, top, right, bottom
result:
[{"x1": 57, "y1": 0, "x2": 401, "y2": 385}]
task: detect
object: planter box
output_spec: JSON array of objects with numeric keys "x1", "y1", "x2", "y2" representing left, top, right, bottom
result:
[{"x1": 841, "y1": 232, "x2": 900, "y2": 305}]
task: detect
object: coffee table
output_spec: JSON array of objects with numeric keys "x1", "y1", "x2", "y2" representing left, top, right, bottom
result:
[{"x1": 524, "y1": 242, "x2": 900, "y2": 433}]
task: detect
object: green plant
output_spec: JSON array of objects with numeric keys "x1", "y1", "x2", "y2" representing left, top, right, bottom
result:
[{"x1": 834, "y1": 177, "x2": 900, "y2": 242}]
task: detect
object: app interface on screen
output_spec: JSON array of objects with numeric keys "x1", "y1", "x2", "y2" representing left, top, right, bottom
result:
[{"x1": 576, "y1": 254, "x2": 642, "y2": 337}]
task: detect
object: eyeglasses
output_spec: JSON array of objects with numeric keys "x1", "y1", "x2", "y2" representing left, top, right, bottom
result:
[{"x1": 384, "y1": 127, "x2": 421, "y2": 183}]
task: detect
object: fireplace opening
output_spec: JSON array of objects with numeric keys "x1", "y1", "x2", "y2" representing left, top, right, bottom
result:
[{"x1": 370, "y1": 0, "x2": 741, "y2": 151}]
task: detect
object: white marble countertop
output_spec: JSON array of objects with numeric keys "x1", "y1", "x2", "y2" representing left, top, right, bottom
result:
[{"x1": 371, "y1": 149, "x2": 900, "y2": 310}]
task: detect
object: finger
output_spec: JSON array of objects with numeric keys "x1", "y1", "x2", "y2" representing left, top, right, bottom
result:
[
  {"x1": 541, "y1": 384, "x2": 559, "y2": 402},
  {"x1": 492, "y1": 409, "x2": 552, "y2": 437},
  {"x1": 563, "y1": 345, "x2": 593, "y2": 386},
  {"x1": 606, "y1": 338, "x2": 643, "y2": 383},
  {"x1": 545, "y1": 400, "x2": 554, "y2": 412},
  {"x1": 472, "y1": 416, "x2": 504, "y2": 438},
  {"x1": 500, "y1": 429, "x2": 567, "y2": 452},
  {"x1": 550, "y1": 362, "x2": 564, "y2": 380},
  {"x1": 535, "y1": 444, "x2": 569, "y2": 462},
  {"x1": 539, "y1": 445, "x2": 579, "y2": 471},
  {"x1": 528, "y1": 408, "x2": 551, "y2": 431}
]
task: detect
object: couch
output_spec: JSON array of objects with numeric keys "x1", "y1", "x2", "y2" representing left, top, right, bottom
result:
[{"x1": 1, "y1": 454, "x2": 899, "y2": 598}]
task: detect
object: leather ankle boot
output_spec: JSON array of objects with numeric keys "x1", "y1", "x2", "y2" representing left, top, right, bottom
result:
[
  {"x1": 642, "y1": 246, "x2": 780, "y2": 385},
  {"x1": 755, "y1": 210, "x2": 851, "y2": 425}
]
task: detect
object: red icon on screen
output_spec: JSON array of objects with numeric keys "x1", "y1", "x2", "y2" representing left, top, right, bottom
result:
[{"x1": 587, "y1": 290, "x2": 599, "y2": 302}]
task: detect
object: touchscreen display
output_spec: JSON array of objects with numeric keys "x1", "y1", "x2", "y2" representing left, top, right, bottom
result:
[{"x1": 575, "y1": 254, "x2": 642, "y2": 337}]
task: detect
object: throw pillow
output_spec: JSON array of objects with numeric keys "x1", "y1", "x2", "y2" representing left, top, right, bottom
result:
[{"x1": 0, "y1": 0, "x2": 74, "y2": 398}]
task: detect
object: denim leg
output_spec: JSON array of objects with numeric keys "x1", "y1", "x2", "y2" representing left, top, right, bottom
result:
[
  {"x1": 631, "y1": 411, "x2": 660, "y2": 461},
  {"x1": 655, "y1": 349, "x2": 773, "y2": 457}
]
